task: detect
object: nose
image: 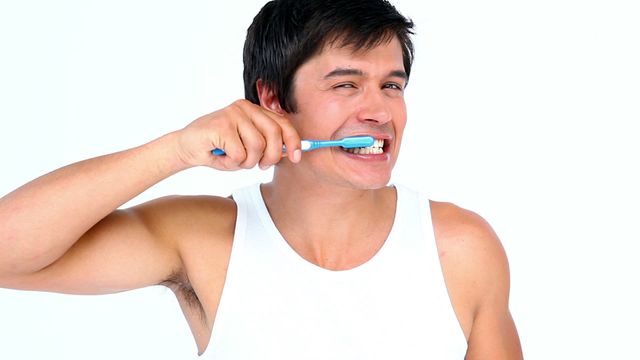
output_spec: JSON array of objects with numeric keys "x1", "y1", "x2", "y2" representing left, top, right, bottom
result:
[{"x1": 355, "y1": 87, "x2": 392, "y2": 124}]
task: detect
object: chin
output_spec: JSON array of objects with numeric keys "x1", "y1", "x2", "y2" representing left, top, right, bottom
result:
[{"x1": 346, "y1": 173, "x2": 392, "y2": 190}]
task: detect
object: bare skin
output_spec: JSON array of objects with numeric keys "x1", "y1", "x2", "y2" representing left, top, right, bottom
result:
[{"x1": 0, "y1": 39, "x2": 522, "y2": 358}]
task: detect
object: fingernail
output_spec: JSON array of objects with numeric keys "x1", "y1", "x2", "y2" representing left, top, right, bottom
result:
[{"x1": 293, "y1": 149, "x2": 302, "y2": 163}]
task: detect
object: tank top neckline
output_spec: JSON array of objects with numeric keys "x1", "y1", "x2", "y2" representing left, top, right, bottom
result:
[{"x1": 246, "y1": 183, "x2": 405, "y2": 275}]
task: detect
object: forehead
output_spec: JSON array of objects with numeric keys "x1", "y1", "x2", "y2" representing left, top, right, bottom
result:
[{"x1": 298, "y1": 37, "x2": 405, "y2": 77}]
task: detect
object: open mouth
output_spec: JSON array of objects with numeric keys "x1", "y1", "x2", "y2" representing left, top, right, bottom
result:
[{"x1": 343, "y1": 139, "x2": 386, "y2": 155}]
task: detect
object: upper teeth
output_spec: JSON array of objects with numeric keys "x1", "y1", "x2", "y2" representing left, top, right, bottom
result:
[{"x1": 345, "y1": 139, "x2": 385, "y2": 155}]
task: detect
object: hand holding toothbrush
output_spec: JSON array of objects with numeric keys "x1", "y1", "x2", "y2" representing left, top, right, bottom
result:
[{"x1": 173, "y1": 99, "x2": 302, "y2": 171}]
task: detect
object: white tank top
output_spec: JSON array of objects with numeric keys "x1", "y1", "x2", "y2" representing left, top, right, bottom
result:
[{"x1": 204, "y1": 184, "x2": 467, "y2": 359}]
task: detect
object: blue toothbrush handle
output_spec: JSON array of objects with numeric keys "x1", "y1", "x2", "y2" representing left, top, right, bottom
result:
[
  {"x1": 211, "y1": 146, "x2": 287, "y2": 156},
  {"x1": 305, "y1": 140, "x2": 341, "y2": 151},
  {"x1": 212, "y1": 142, "x2": 303, "y2": 156},
  {"x1": 211, "y1": 136, "x2": 372, "y2": 155}
]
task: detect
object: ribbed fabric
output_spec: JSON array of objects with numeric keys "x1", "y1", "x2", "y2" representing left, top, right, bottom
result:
[{"x1": 204, "y1": 184, "x2": 467, "y2": 359}]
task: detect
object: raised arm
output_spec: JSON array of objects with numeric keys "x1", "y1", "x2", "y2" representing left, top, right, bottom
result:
[{"x1": 0, "y1": 99, "x2": 300, "y2": 294}]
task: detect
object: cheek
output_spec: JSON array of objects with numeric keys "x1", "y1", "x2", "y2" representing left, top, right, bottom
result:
[
  {"x1": 397, "y1": 112, "x2": 407, "y2": 132},
  {"x1": 392, "y1": 103, "x2": 408, "y2": 146},
  {"x1": 293, "y1": 95, "x2": 351, "y2": 136},
  {"x1": 393, "y1": 101, "x2": 408, "y2": 127}
]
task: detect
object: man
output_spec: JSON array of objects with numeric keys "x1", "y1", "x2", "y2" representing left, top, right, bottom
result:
[{"x1": 0, "y1": 0, "x2": 522, "y2": 358}]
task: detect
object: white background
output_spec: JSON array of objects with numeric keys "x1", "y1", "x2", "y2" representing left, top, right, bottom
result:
[{"x1": 1, "y1": 0, "x2": 638, "y2": 358}]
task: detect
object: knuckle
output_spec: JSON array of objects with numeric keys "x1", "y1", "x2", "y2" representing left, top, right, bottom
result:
[
  {"x1": 262, "y1": 155, "x2": 280, "y2": 167},
  {"x1": 283, "y1": 134, "x2": 301, "y2": 147},
  {"x1": 283, "y1": 130, "x2": 300, "y2": 141},
  {"x1": 227, "y1": 102, "x2": 249, "y2": 119},
  {"x1": 227, "y1": 103, "x2": 244, "y2": 118},
  {"x1": 262, "y1": 145, "x2": 280, "y2": 159},
  {"x1": 227, "y1": 154, "x2": 246, "y2": 167},
  {"x1": 280, "y1": 122, "x2": 299, "y2": 138},
  {"x1": 264, "y1": 122, "x2": 282, "y2": 138},
  {"x1": 232, "y1": 99, "x2": 248, "y2": 108},
  {"x1": 222, "y1": 157, "x2": 242, "y2": 170},
  {"x1": 249, "y1": 137, "x2": 266, "y2": 152},
  {"x1": 240, "y1": 158, "x2": 258, "y2": 169}
]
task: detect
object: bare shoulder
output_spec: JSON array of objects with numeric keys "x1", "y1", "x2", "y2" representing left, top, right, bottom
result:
[
  {"x1": 430, "y1": 200, "x2": 509, "y2": 321},
  {"x1": 429, "y1": 200, "x2": 509, "y2": 286},
  {"x1": 430, "y1": 200, "x2": 522, "y2": 358}
]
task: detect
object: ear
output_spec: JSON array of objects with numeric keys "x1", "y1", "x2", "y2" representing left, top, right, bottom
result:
[{"x1": 256, "y1": 79, "x2": 286, "y2": 114}]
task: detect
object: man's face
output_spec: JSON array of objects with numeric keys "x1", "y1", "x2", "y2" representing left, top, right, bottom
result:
[{"x1": 284, "y1": 36, "x2": 408, "y2": 190}]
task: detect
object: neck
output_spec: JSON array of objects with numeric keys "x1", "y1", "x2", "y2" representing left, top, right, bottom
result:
[{"x1": 261, "y1": 167, "x2": 396, "y2": 270}]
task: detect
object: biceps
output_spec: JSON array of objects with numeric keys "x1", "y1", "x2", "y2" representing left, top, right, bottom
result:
[{"x1": 2, "y1": 209, "x2": 181, "y2": 295}]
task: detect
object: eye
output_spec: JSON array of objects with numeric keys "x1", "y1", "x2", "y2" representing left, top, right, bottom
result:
[
  {"x1": 334, "y1": 82, "x2": 357, "y2": 89},
  {"x1": 383, "y1": 82, "x2": 404, "y2": 91}
]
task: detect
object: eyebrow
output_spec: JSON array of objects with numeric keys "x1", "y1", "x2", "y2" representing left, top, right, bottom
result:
[
  {"x1": 323, "y1": 68, "x2": 364, "y2": 79},
  {"x1": 323, "y1": 67, "x2": 408, "y2": 80},
  {"x1": 388, "y1": 70, "x2": 408, "y2": 80}
]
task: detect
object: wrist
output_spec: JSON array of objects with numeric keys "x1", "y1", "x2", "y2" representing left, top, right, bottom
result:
[{"x1": 143, "y1": 131, "x2": 194, "y2": 176}]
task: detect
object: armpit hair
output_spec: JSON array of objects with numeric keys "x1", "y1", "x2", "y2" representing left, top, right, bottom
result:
[{"x1": 160, "y1": 270, "x2": 207, "y2": 322}]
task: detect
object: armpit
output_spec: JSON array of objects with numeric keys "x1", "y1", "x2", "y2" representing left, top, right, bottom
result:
[{"x1": 161, "y1": 270, "x2": 207, "y2": 322}]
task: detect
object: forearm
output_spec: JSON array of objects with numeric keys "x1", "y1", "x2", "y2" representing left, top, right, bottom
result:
[{"x1": 0, "y1": 131, "x2": 189, "y2": 276}]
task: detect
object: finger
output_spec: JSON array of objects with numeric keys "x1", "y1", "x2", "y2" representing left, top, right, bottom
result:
[
  {"x1": 210, "y1": 134, "x2": 246, "y2": 170},
  {"x1": 207, "y1": 115, "x2": 247, "y2": 164},
  {"x1": 235, "y1": 116, "x2": 266, "y2": 169},
  {"x1": 248, "y1": 110, "x2": 285, "y2": 169},
  {"x1": 275, "y1": 116, "x2": 302, "y2": 163},
  {"x1": 258, "y1": 110, "x2": 301, "y2": 163},
  {"x1": 217, "y1": 155, "x2": 243, "y2": 171}
]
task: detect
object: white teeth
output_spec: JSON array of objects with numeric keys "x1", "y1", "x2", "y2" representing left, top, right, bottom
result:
[{"x1": 345, "y1": 139, "x2": 386, "y2": 155}]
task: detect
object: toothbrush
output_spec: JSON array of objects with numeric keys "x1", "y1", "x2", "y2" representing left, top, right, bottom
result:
[{"x1": 211, "y1": 136, "x2": 375, "y2": 156}]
